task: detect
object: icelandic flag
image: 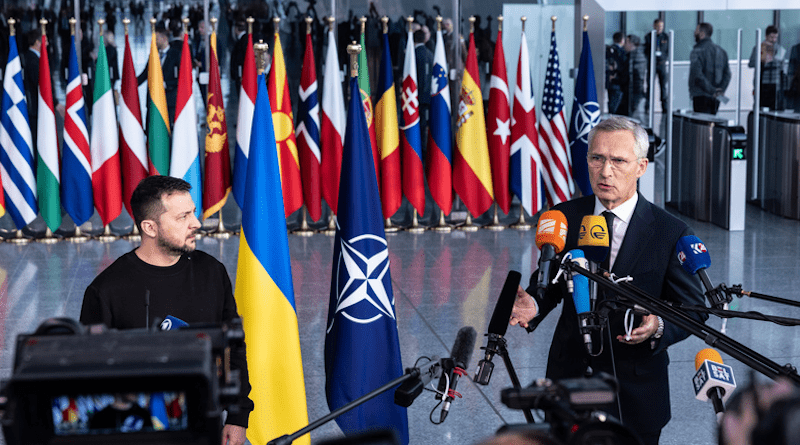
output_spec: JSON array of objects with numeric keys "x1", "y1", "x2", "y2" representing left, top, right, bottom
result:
[
  {"x1": 62, "y1": 34, "x2": 93, "y2": 226},
  {"x1": 0, "y1": 32, "x2": 37, "y2": 228},
  {"x1": 568, "y1": 30, "x2": 600, "y2": 196},
  {"x1": 426, "y1": 26, "x2": 452, "y2": 215},
  {"x1": 325, "y1": 73, "x2": 409, "y2": 444}
]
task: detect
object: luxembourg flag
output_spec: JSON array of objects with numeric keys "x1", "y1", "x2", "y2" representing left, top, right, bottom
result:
[
  {"x1": 169, "y1": 33, "x2": 201, "y2": 218},
  {"x1": 400, "y1": 23, "x2": 425, "y2": 216}
]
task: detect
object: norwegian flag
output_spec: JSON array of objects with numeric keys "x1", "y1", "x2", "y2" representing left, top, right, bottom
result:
[
  {"x1": 487, "y1": 26, "x2": 510, "y2": 215},
  {"x1": 509, "y1": 29, "x2": 543, "y2": 217},
  {"x1": 297, "y1": 28, "x2": 322, "y2": 222},
  {"x1": 538, "y1": 29, "x2": 573, "y2": 207},
  {"x1": 400, "y1": 26, "x2": 424, "y2": 216}
]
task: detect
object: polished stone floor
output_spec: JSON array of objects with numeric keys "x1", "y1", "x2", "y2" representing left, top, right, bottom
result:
[{"x1": 1, "y1": 187, "x2": 800, "y2": 444}]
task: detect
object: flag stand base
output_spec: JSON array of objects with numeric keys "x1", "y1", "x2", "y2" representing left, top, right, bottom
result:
[
  {"x1": 484, "y1": 204, "x2": 505, "y2": 231},
  {"x1": 7, "y1": 229, "x2": 32, "y2": 245},
  {"x1": 209, "y1": 212, "x2": 233, "y2": 240},
  {"x1": 293, "y1": 207, "x2": 315, "y2": 237},
  {"x1": 96, "y1": 225, "x2": 119, "y2": 243},
  {"x1": 322, "y1": 214, "x2": 336, "y2": 236},
  {"x1": 36, "y1": 228, "x2": 61, "y2": 244},
  {"x1": 432, "y1": 210, "x2": 452, "y2": 233},
  {"x1": 457, "y1": 214, "x2": 479, "y2": 232},
  {"x1": 407, "y1": 210, "x2": 426, "y2": 234},
  {"x1": 123, "y1": 225, "x2": 142, "y2": 242},
  {"x1": 68, "y1": 226, "x2": 91, "y2": 244},
  {"x1": 384, "y1": 218, "x2": 400, "y2": 233},
  {"x1": 510, "y1": 204, "x2": 532, "y2": 231}
]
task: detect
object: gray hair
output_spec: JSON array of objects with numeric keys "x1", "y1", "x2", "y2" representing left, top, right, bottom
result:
[{"x1": 588, "y1": 116, "x2": 649, "y2": 159}]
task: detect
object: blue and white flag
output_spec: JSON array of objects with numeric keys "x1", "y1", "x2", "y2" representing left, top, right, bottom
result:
[
  {"x1": 325, "y1": 72, "x2": 409, "y2": 445},
  {"x1": 568, "y1": 30, "x2": 600, "y2": 196},
  {"x1": 0, "y1": 33, "x2": 37, "y2": 228}
]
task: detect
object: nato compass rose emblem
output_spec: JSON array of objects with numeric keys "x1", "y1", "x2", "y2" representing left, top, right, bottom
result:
[
  {"x1": 571, "y1": 100, "x2": 600, "y2": 145},
  {"x1": 328, "y1": 233, "x2": 396, "y2": 332}
]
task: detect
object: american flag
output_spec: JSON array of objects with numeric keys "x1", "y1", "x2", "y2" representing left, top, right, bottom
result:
[{"x1": 538, "y1": 30, "x2": 573, "y2": 207}]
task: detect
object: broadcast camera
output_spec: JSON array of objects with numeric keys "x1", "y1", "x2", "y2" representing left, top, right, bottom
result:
[
  {"x1": 500, "y1": 374, "x2": 643, "y2": 445},
  {"x1": 0, "y1": 317, "x2": 244, "y2": 445}
]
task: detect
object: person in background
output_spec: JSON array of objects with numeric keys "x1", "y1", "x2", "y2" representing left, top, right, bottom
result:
[
  {"x1": 749, "y1": 25, "x2": 787, "y2": 110},
  {"x1": 689, "y1": 22, "x2": 731, "y2": 115},
  {"x1": 606, "y1": 32, "x2": 627, "y2": 115},
  {"x1": 643, "y1": 18, "x2": 669, "y2": 112},
  {"x1": 624, "y1": 34, "x2": 647, "y2": 122}
]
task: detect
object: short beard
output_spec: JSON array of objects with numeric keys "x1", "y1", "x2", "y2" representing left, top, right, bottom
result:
[{"x1": 157, "y1": 233, "x2": 196, "y2": 256}]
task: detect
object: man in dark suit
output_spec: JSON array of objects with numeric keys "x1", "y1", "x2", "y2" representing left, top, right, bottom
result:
[
  {"x1": 510, "y1": 116, "x2": 706, "y2": 444},
  {"x1": 161, "y1": 20, "x2": 183, "y2": 125}
]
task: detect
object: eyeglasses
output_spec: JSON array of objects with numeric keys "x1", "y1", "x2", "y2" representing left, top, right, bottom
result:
[{"x1": 587, "y1": 154, "x2": 639, "y2": 170}]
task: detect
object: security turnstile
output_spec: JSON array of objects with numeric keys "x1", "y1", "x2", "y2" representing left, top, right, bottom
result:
[{"x1": 670, "y1": 111, "x2": 747, "y2": 230}]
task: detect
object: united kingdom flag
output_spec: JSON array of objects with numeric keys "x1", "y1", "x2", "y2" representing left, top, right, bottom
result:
[{"x1": 538, "y1": 29, "x2": 573, "y2": 207}]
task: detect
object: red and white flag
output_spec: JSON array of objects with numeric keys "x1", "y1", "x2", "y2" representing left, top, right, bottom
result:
[
  {"x1": 487, "y1": 25, "x2": 510, "y2": 215},
  {"x1": 320, "y1": 25, "x2": 345, "y2": 215},
  {"x1": 297, "y1": 26, "x2": 322, "y2": 222},
  {"x1": 119, "y1": 30, "x2": 147, "y2": 217}
]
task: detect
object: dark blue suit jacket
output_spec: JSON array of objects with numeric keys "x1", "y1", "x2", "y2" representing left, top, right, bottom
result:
[{"x1": 527, "y1": 194, "x2": 707, "y2": 435}]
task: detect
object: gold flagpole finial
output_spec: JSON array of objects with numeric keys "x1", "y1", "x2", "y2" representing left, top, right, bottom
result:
[
  {"x1": 551, "y1": 16, "x2": 557, "y2": 32},
  {"x1": 182, "y1": 17, "x2": 189, "y2": 35},
  {"x1": 498, "y1": 15, "x2": 503, "y2": 32},
  {"x1": 360, "y1": 16, "x2": 367, "y2": 35},
  {"x1": 123, "y1": 18, "x2": 130, "y2": 36},
  {"x1": 469, "y1": 16, "x2": 475, "y2": 34},
  {"x1": 210, "y1": 17, "x2": 217, "y2": 33},
  {"x1": 8, "y1": 18, "x2": 15, "y2": 37},
  {"x1": 246, "y1": 17, "x2": 254, "y2": 34},
  {"x1": 69, "y1": 17, "x2": 76, "y2": 36},
  {"x1": 583, "y1": 15, "x2": 589, "y2": 32},
  {"x1": 40, "y1": 18, "x2": 48, "y2": 36},
  {"x1": 521, "y1": 16, "x2": 527, "y2": 33},
  {"x1": 326, "y1": 16, "x2": 335, "y2": 32},
  {"x1": 406, "y1": 16, "x2": 414, "y2": 33},
  {"x1": 381, "y1": 16, "x2": 388, "y2": 34},
  {"x1": 305, "y1": 16, "x2": 313, "y2": 34},
  {"x1": 436, "y1": 16, "x2": 442, "y2": 32},
  {"x1": 347, "y1": 41, "x2": 361, "y2": 78},
  {"x1": 254, "y1": 40, "x2": 269, "y2": 75},
  {"x1": 150, "y1": 17, "x2": 156, "y2": 34},
  {"x1": 97, "y1": 18, "x2": 105, "y2": 37}
]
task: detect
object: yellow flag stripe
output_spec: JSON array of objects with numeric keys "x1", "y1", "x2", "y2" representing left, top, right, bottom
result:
[{"x1": 457, "y1": 71, "x2": 494, "y2": 197}]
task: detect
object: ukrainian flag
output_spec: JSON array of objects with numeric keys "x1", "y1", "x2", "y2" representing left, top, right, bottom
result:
[{"x1": 234, "y1": 73, "x2": 309, "y2": 445}]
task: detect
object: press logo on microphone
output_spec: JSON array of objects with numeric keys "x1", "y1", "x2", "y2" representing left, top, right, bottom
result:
[
  {"x1": 537, "y1": 218, "x2": 567, "y2": 238},
  {"x1": 677, "y1": 250, "x2": 687, "y2": 264},
  {"x1": 160, "y1": 319, "x2": 173, "y2": 330},
  {"x1": 709, "y1": 363, "x2": 734, "y2": 384},
  {"x1": 690, "y1": 242, "x2": 707, "y2": 255},
  {"x1": 578, "y1": 224, "x2": 607, "y2": 241}
]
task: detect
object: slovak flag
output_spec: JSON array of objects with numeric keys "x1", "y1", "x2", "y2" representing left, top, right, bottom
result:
[{"x1": 400, "y1": 24, "x2": 425, "y2": 216}]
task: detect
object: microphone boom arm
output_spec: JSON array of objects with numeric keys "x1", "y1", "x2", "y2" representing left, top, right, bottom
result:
[{"x1": 561, "y1": 261, "x2": 800, "y2": 386}]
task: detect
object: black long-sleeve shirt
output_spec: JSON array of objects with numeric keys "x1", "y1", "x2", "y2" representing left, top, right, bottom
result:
[{"x1": 80, "y1": 250, "x2": 254, "y2": 427}]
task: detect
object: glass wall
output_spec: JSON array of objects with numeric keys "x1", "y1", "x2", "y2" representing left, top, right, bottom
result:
[
  {"x1": 626, "y1": 11, "x2": 661, "y2": 43},
  {"x1": 663, "y1": 11, "x2": 696, "y2": 60},
  {"x1": 779, "y1": 10, "x2": 800, "y2": 53},
  {"x1": 704, "y1": 10, "x2": 773, "y2": 63}
]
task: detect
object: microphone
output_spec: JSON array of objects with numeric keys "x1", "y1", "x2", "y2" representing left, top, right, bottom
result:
[
  {"x1": 693, "y1": 348, "x2": 736, "y2": 422},
  {"x1": 535, "y1": 210, "x2": 568, "y2": 299},
  {"x1": 439, "y1": 326, "x2": 477, "y2": 422},
  {"x1": 578, "y1": 215, "x2": 610, "y2": 310},
  {"x1": 160, "y1": 315, "x2": 189, "y2": 330},
  {"x1": 394, "y1": 356, "x2": 443, "y2": 407},
  {"x1": 474, "y1": 271, "x2": 522, "y2": 385},
  {"x1": 676, "y1": 235, "x2": 730, "y2": 309},
  {"x1": 566, "y1": 249, "x2": 593, "y2": 355}
]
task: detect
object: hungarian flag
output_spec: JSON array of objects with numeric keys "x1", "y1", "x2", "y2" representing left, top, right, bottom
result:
[
  {"x1": 510, "y1": 27, "x2": 544, "y2": 217},
  {"x1": 147, "y1": 25, "x2": 170, "y2": 175},
  {"x1": 426, "y1": 24, "x2": 452, "y2": 215},
  {"x1": 269, "y1": 26, "x2": 303, "y2": 217},
  {"x1": 119, "y1": 29, "x2": 147, "y2": 217},
  {"x1": 539, "y1": 29, "x2": 573, "y2": 207},
  {"x1": 61, "y1": 32, "x2": 93, "y2": 226},
  {"x1": 569, "y1": 29, "x2": 600, "y2": 196},
  {"x1": 36, "y1": 32, "x2": 61, "y2": 233},
  {"x1": 320, "y1": 24, "x2": 345, "y2": 214},
  {"x1": 400, "y1": 24, "x2": 424, "y2": 216},
  {"x1": 296, "y1": 26, "x2": 322, "y2": 222},
  {"x1": 487, "y1": 25, "x2": 511, "y2": 215},
  {"x1": 90, "y1": 34, "x2": 122, "y2": 226},
  {"x1": 0, "y1": 31, "x2": 36, "y2": 228},
  {"x1": 232, "y1": 31, "x2": 256, "y2": 209},
  {"x1": 170, "y1": 33, "x2": 202, "y2": 219},
  {"x1": 203, "y1": 26, "x2": 231, "y2": 219},
  {"x1": 358, "y1": 22, "x2": 380, "y2": 186},
  {"x1": 376, "y1": 27, "x2": 400, "y2": 219},
  {"x1": 453, "y1": 31, "x2": 493, "y2": 218}
]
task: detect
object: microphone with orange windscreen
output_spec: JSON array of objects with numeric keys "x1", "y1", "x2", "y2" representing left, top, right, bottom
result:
[{"x1": 534, "y1": 210, "x2": 568, "y2": 299}]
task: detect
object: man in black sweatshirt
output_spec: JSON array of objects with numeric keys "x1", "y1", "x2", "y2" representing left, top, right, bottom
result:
[{"x1": 80, "y1": 175, "x2": 252, "y2": 445}]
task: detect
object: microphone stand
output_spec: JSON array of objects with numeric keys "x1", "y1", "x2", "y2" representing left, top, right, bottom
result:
[
  {"x1": 679, "y1": 305, "x2": 800, "y2": 327},
  {"x1": 266, "y1": 361, "x2": 428, "y2": 445},
  {"x1": 725, "y1": 284, "x2": 800, "y2": 308},
  {"x1": 561, "y1": 261, "x2": 800, "y2": 386},
  {"x1": 482, "y1": 334, "x2": 536, "y2": 423}
]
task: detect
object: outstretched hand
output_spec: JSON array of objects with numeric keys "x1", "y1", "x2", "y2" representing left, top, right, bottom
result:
[{"x1": 509, "y1": 286, "x2": 537, "y2": 329}]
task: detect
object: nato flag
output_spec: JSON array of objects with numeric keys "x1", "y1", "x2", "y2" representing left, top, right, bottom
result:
[
  {"x1": 569, "y1": 30, "x2": 601, "y2": 196},
  {"x1": 324, "y1": 74, "x2": 409, "y2": 444}
]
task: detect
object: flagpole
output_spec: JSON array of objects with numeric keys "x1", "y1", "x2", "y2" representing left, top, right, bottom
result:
[
  {"x1": 455, "y1": 17, "x2": 482, "y2": 233},
  {"x1": 510, "y1": 202, "x2": 531, "y2": 230},
  {"x1": 323, "y1": 212, "x2": 336, "y2": 236},
  {"x1": 407, "y1": 209, "x2": 425, "y2": 233},
  {"x1": 120, "y1": 17, "x2": 142, "y2": 244},
  {"x1": 35, "y1": 18, "x2": 61, "y2": 244},
  {"x1": 382, "y1": 18, "x2": 400, "y2": 235},
  {"x1": 69, "y1": 225, "x2": 90, "y2": 243},
  {"x1": 485, "y1": 14, "x2": 506, "y2": 233},
  {"x1": 294, "y1": 16, "x2": 318, "y2": 238},
  {"x1": 94, "y1": 18, "x2": 119, "y2": 244},
  {"x1": 433, "y1": 209, "x2": 452, "y2": 233}
]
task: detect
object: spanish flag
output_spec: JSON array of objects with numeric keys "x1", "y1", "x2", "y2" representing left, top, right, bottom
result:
[
  {"x1": 202, "y1": 26, "x2": 231, "y2": 219},
  {"x1": 269, "y1": 23, "x2": 303, "y2": 217},
  {"x1": 235, "y1": 72, "x2": 309, "y2": 444},
  {"x1": 147, "y1": 24, "x2": 170, "y2": 176},
  {"x1": 453, "y1": 28, "x2": 494, "y2": 217}
]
